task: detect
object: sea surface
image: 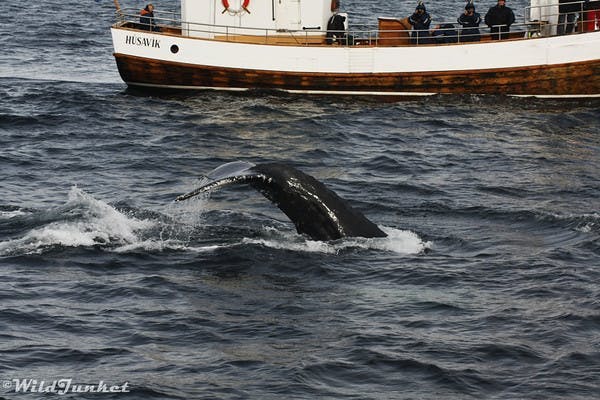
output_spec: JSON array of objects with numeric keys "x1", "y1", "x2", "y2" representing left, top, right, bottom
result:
[{"x1": 1, "y1": 0, "x2": 600, "y2": 399}]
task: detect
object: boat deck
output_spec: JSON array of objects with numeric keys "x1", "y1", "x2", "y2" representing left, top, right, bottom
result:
[
  {"x1": 116, "y1": 21, "x2": 534, "y2": 46},
  {"x1": 112, "y1": 4, "x2": 598, "y2": 48}
]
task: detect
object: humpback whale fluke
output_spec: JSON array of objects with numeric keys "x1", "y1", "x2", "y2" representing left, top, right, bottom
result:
[{"x1": 176, "y1": 161, "x2": 387, "y2": 241}]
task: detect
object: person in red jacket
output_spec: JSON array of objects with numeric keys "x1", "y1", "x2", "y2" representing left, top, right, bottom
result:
[{"x1": 584, "y1": 0, "x2": 600, "y2": 31}]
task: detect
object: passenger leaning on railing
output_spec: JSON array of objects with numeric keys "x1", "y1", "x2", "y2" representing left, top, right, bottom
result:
[
  {"x1": 484, "y1": 0, "x2": 515, "y2": 39},
  {"x1": 326, "y1": 3, "x2": 347, "y2": 45},
  {"x1": 431, "y1": 24, "x2": 458, "y2": 43},
  {"x1": 140, "y1": 3, "x2": 161, "y2": 32}
]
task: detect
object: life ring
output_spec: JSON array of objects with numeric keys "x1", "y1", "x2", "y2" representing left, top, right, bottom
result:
[{"x1": 222, "y1": 0, "x2": 250, "y2": 14}]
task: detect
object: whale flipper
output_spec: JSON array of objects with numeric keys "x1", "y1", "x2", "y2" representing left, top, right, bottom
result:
[{"x1": 176, "y1": 162, "x2": 387, "y2": 241}]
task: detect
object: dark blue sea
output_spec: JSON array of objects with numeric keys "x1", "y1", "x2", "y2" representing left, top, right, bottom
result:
[{"x1": 1, "y1": 0, "x2": 600, "y2": 399}]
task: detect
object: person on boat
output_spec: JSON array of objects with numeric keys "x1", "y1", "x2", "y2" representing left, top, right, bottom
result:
[
  {"x1": 408, "y1": 2, "x2": 432, "y2": 44},
  {"x1": 484, "y1": 0, "x2": 515, "y2": 39},
  {"x1": 326, "y1": 7, "x2": 348, "y2": 44},
  {"x1": 430, "y1": 24, "x2": 459, "y2": 43},
  {"x1": 331, "y1": 0, "x2": 341, "y2": 12},
  {"x1": 558, "y1": 0, "x2": 582, "y2": 34},
  {"x1": 140, "y1": 4, "x2": 160, "y2": 32},
  {"x1": 584, "y1": 0, "x2": 600, "y2": 31},
  {"x1": 457, "y1": 2, "x2": 482, "y2": 42}
]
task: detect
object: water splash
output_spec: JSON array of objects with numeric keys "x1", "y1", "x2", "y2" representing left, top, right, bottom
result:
[
  {"x1": 1, "y1": 187, "x2": 432, "y2": 257},
  {"x1": 0, "y1": 187, "x2": 154, "y2": 255},
  {"x1": 0, "y1": 185, "x2": 226, "y2": 256},
  {"x1": 0, "y1": 209, "x2": 29, "y2": 219},
  {"x1": 242, "y1": 226, "x2": 431, "y2": 255}
]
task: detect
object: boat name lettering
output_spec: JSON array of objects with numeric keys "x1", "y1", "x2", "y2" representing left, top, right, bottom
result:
[{"x1": 125, "y1": 35, "x2": 161, "y2": 48}]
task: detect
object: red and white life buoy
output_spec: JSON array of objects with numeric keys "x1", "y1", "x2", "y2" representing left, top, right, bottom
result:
[{"x1": 222, "y1": 0, "x2": 250, "y2": 14}]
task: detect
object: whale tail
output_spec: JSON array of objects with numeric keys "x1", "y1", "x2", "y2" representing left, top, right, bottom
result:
[
  {"x1": 176, "y1": 161, "x2": 258, "y2": 202},
  {"x1": 177, "y1": 161, "x2": 387, "y2": 241}
]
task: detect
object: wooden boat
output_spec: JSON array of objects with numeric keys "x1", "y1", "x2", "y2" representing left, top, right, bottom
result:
[{"x1": 110, "y1": 0, "x2": 600, "y2": 97}]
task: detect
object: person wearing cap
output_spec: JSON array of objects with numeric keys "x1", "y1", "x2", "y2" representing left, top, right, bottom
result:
[
  {"x1": 408, "y1": 2, "x2": 432, "y2": 44},
  {"x1": 484, "y1": 0, "x2": 515, "y2": 39},
  {"x1": 458, "y1": 2, "x2": 481, "y2": 42}
]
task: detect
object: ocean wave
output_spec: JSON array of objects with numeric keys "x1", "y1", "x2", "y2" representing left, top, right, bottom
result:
[
  {"x1": 0, "y1": 112, "x2": 70, "y2": 127},
  {"x1": 0, "y1": 72, "x2": 121, "y2": 85},
  {"x1": 0, "y1": 187, "x2": 154, "y2": 256},
  {"x1": 241, "y1": 226, "x2": 431, "y2": 255},
  {"x1": 0, "y1": 207, "x2": 31, "y2": 220},
  {"x1": 113, "y1": 240, "x2": 223, "y2": 254},
  {"x1": 1, "y1": 2, "x2": 599, "y2": 397},
  {"x1": 0, "y1": 187, "x2": 433, "y2": 257}
]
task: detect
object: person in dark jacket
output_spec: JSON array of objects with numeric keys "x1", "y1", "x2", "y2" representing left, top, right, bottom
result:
[
  {"x1": 558, "y1": 0, "x2": 582, "y2": 35},
  {"x1": 431, "y1": 24, "x2": 459, "y2": 43},
  {"x1": 408, "y1": 2, "x2": 432, "y2": 44},
  {"x1": 140, "y1": 4, "x2": 160, "y2": 32},
  {"x1": 484, "y1": 0, "x2": 515, "y2": 39},
  {"x1": 326, "y1": 12, "x2": 347, "y2": 44},
  {"x1": 458, "y1": 2, "x2": 482, "y2": 42},
  {"x1": 326, "y1": 0, "x2": 353, "y2": 44}
]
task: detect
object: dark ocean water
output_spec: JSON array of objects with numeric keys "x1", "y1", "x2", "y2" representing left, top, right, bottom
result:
[{"x1": 1, "y1": 0, "x2": 600, "y2": 399}]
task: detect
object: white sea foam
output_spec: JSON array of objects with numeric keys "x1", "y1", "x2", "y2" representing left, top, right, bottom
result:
[
  {"x1": 0, "y1": 210, "x2": 28, "y2": 219},
  {"x1": 351, "y1": 227, "x2": 432, "y2": 254},
  {"x1": 114, "y1": 240, "x2": 222, "y2": 254},
  {"x1": 0, "y1": 187, "x2": 432, "y2": 257},
  {"x1": 547, "y1": 211, "x2": 599, "y2": 233},
  {"x1": 242, "y1": 226, "x2": 431, "y2": 255},
  {"x1": 0, "y1": 187, "x2": 154, "y2": 255},
  {"x1": 575, "y1": 213, "x2": 599, "y2": 233},
  {"x1": 242, "y1": 236, "x2": 338, "y2": 254}
]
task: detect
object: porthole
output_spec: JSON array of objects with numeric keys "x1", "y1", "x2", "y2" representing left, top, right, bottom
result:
[{"x1": 170, "y1": 44, "x2": 179, "y2": 54}]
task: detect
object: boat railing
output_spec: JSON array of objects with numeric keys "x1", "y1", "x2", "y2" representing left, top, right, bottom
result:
[
  {"x1": 114, "y1": 1, "x2": 598, "y2": 47},
  {"x1": 526, "y1": 0, "x2": 596, "y2": 36},
  {"x1": 115, "y1": 8, "x2": 382, "y2": 45}
]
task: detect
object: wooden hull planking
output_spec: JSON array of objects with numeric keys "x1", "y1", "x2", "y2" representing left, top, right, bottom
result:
[{"x1": 114, "y1": 53, "x2": 600, "y2": 97}]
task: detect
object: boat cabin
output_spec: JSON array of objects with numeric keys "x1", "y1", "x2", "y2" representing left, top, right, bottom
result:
[{"x1": 181, "y1": 0, "x2": 336, "y2": 38}]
